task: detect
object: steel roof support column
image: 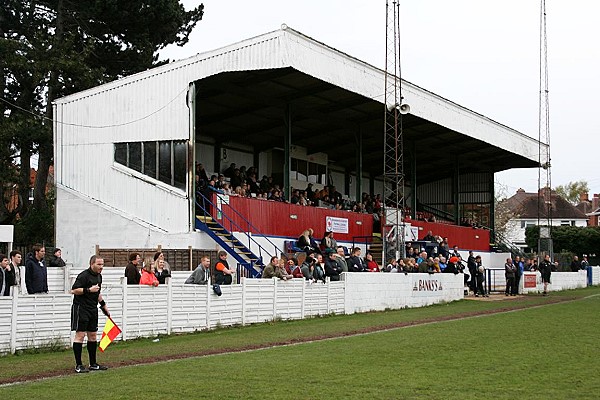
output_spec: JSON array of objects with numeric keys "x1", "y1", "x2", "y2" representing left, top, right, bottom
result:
[
  {"x1": 284, "y1": 104, "x2": 291, "y2": 201},
  {"x1": 453, "y1": 160, "x2": 460, "y2": 224},
  {"x1": 489, "y1": 174, "x2": 496, "y2": 243},
  {"x1": 410, "y1": 141, "x2": 416, "y2": 220},
  {"x1": 355, "y1": 128, "x2": 363, "y2": 203}
]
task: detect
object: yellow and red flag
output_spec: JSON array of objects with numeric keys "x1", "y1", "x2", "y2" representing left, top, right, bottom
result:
[{"x1": 99, "y1": 317, "x2": 121, "y2": 352}]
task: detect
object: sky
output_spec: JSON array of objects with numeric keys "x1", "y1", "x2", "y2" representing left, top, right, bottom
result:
[{"x1": 161, "y1": 0, "x2": 600, "y2": 199}]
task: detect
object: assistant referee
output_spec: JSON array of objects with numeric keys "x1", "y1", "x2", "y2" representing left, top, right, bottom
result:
[{"x1": 71, "y1": 255, "x2": 110, "y2": 373}]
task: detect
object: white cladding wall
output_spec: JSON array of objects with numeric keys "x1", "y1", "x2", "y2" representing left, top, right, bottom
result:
[
  {"x1": 55, "y1": 32, "x2": 286, "y2": 237},
  {"x1": 56, "y1": 187, "x2": 217, "y2": 269}
]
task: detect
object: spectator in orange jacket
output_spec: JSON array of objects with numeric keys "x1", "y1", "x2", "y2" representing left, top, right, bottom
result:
[{"x1": 140, "y1": 257, "x2": 159, "y2": 287}]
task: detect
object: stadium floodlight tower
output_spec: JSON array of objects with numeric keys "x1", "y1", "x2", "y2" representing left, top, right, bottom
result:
[
  {"x1": 537, "y1": 0, "x2": 553, "y2": 262},
  {"x1": 383, "y1": 0, "x2": 409, "y2": 263}
]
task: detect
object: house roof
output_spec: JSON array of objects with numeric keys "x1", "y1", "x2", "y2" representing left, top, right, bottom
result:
[
  {"x1": 576, "y1": 201, "x2": 593, "y2": 215},
  {"x1": 503, "y1": 188, "x2": 588, "y2": 220}
]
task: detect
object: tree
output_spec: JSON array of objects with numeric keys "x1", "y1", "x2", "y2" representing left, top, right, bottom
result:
[
  {"x1": 493, "y1": 182, "x2": 518, "y2": 242},
  {"x1": 554, "y1": 180, "x2": 590, "y2": 205},
  {"x1": 525, "y1": 225, "x2": 600, "y2": 258},
  {"x1": 1, "y1": 0, "x2": 204, "y2": 244}
]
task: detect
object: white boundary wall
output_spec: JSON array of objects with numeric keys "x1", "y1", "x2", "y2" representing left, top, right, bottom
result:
[{"x1": 520, "y1": 270, "x2": 588, "y2": 294}]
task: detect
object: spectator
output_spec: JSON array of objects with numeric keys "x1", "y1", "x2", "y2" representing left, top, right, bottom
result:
[
  {"x1": 0, "y1": 254, "x2": 8, "y2": 296},
  {"x1": 385, "y1": 258, "x2": 397, "y2": 273},
  {"x1": 467, "y1": 251, "x2": 476, "y2": 292},
  {"x1": 154, "y1": 258, "x2": 171, "y2": 284},
  {"x1": 570, "y1": 256, "x2": 581, "y2": 272},
  {"x1": 196, "y1": 163, "x2": 210, "y2": 186},
  {"x1": 276, "y1": 258, "x2": 293, "y2": 280},
  {"x1": 581, "y1": 256, "x2": 590, "y2": 269},
  {"x1": 474, "y1": 255, "x2": 488, "y2": 297},
  {"x1": 314, "y1": 254, "x2": 326, "y2": 281},
  {"x1": 49, "y1": 248, "x2": 66, "y2": 268},
  {"x1": 223, "y1": 162, "x2": 236, "y2": 178},
  {"x1": 185, "y1": 255, "x2": 211, "y2": 285},
  {"x1": 422, "y1": 230, "x2": 435, "y2": 242},
  {"x1": 439, "y1": 238, "x2": 450, "y2": 259},
  {"x1": 540, "y1": 254, "x2": 552, "y2": 295},
  {"x1": 297, "y1": 230, "x2": 318, "y2": 254},
  {"x1": 288, "y1": 258, "x2": 303, "y2": 278},
  {"x1": 320, "y1": 231, "x2": 338, "y2": 253},
  {"x1": 230, "y1": 168, "x2": 243, "y2": 189},
  {"x1": 347, "y1": 247, "x2": 367, "y2": 272},
  {"x1": 530, "y1": 258, "x2": 539, "y2": 271},
  {"x1": 418, "y1": 254, "x2": 429, "y2": 273},
  {"x1": 140, "y1": 258, "x2": 159, "y2": 286},
  {"x1": 334, "y1": 247, "x2": 348, "y2": 273},
  {"x1": 365, "y1": 253, "x2": 379, "y2": 272},
  {"x1": 505, "y1": 257, "x2": 517, "y2": 296},
  {"x1": 214, "y1": 251, "x2": 235, "y2": 285},
  {"x1": 153, "y1": 252, "x2": 171, "y2": 279},
  {"x1": 438, "y1": 256, "x2": 447, "y2": 272},
  {"x1": 416, "y1": 250, "x2": 427, "y2": 265},
  {"x1": 444, "y1": 256, "x2": 458, "y2": 274},
  {"x1": 300, "y1": 253, "x2": 316, "y2": 281},
  {"x1": 451, "y1": 246, "x2": 462, "y2": 260},
  {"x1": 305, "y1": 183, "x2": 315, "y2": 202},
  {"x1": 324, "y1": 250, "x2": 343, "y2": 281},
  {"x1": 427, "y1": 257, "x2": 440, "y2": 273},
  {"x1": 261, "y1": 256, "x2": 279, "y2": 279},
  {"x1": 514, "y1": 255, "x2": 524, "y2": 292},
  {"x1": 262, "y1": 256, "x2": 292, "y2": 280},
  {"x1": 5, "y1": 250, "x2": 22, "y2": 295},
  {"x1": 124, "y1": 252, "x2": 141, "y2": 285},
  {"x1": 25, "y1": 244, "x2": 48, "y2": 294}
]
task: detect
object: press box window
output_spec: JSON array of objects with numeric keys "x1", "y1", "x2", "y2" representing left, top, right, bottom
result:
[{"x1": 114, "y1": 140, "x2": 187, "y2": 191}]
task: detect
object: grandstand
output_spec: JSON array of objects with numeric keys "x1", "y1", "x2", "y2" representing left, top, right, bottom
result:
[{"x1": 53, "y1": 25, "x2": 544, "y2": 271}]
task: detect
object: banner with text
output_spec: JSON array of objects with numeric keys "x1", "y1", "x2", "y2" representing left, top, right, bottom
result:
[{"x1": 326, "y1": 216, "x2": 349, "y2": 234}]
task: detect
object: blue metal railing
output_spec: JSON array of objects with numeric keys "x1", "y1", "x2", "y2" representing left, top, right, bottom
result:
[
  {"x1": 210, "y1": 192, "x2": 285, "y2": 257},
  {"x1": 195, "y1": 192, "x2": 285, "y2": 271}
]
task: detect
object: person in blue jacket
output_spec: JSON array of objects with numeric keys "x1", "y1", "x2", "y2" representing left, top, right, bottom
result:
[{"x1": 25, "y1": 244, "x2": 48, "y2": 294}]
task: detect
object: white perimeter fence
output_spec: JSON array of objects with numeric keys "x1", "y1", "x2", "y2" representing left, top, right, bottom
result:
[{"x1": 0, "y1": 266, "x2": 597, "y2": 354}]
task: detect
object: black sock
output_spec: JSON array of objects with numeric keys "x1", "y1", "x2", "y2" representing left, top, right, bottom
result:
[
  {"x1": 73, "y1": 342, "x2": 83, "y2": 365},
  {"x1": 87, "y1": 341, "x2": 97, "y2": 365}
]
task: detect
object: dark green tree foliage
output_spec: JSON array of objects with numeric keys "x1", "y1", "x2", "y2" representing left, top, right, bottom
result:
[
  {"x1": 525, "y1": 225, "x2": 600, "y2": 257},
  {"x1": 1, "y1": 0, "x2": 203, "y2": 244}
]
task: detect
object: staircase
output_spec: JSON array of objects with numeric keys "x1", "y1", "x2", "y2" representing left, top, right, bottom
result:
[{"x1": 195, "y1": 193, "x2": 284, "y2": 278}]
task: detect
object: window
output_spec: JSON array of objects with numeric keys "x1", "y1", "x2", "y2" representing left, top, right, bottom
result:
[
  {"x1": 114, "y1": 140, "x2": 188, "y2": 191},
  {"x1": 158, "y1": 141, "x2": 172, "y2": 185},
  {"x1": 292, "y1": 157, "x2": 325, "y2": 184},
  {"x1": 143, "y1": 142, "x2": 157, "y2": 179},
  {"x1": 521, "y1": 221, "x2": 535, "y2": 229}
]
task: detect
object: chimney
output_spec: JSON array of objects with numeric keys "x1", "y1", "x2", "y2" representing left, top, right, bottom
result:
[
  {"x1": 580, "y1": 192, "x2": 589, "y2": 203},
  {"x1": 593, "y1": 194, "x2": 600, "y2": 210},
  {"x1": 516, "y1": 188, "x2": 525, "y2": 194}
]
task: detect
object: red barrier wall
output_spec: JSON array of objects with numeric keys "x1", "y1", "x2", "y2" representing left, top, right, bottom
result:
[
  {"x1": 408, "y1": 220, "x2": 490, "y2": 251},
  {"x1": 210, "y1": 194, "x2": 373, "y2": 241},
  {"x1": 208, "y1": 194, "x2": 490, "y2": 251}
]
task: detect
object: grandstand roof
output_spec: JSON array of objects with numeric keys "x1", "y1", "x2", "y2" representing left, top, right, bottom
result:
[{"x1": 56, "y1": 25, "x2": 544, "y2": 183}]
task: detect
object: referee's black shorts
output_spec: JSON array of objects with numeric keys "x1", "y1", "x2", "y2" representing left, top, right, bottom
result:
[{"x1": 71, "y1": 304, "x2": 98, "y2": 332}]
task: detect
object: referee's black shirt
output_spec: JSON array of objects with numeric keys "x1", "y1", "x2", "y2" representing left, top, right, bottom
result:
[{"x1": 72, "y1": 268, "x2": 102, "y2": 309}]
